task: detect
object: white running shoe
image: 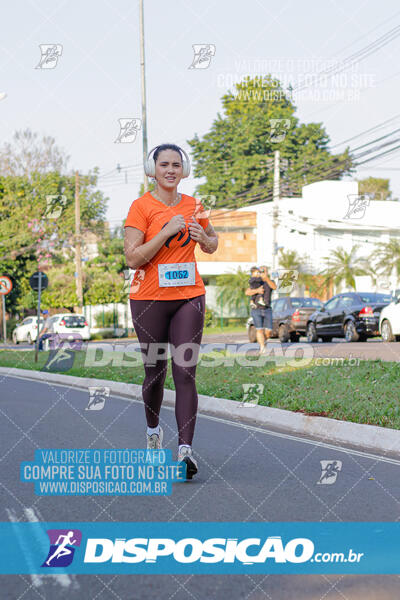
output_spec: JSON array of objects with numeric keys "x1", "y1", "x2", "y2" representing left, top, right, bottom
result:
[
  {"x1": 147, "y1": 427, "x2": 163, "y2": 450},
  {"x1": 178, "y1": 446, "x2": 198, "y2": 480}
]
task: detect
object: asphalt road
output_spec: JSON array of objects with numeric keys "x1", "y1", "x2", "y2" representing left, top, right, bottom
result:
[{"x1": 1, "y1": 374, "x2": 400, "y2": 598}]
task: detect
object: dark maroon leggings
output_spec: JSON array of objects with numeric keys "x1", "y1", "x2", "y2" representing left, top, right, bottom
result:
[{"x1": 130, "y1": 295, "x2": 205, "y2": 445}]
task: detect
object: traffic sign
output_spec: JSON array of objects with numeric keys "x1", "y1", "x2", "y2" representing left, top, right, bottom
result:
[
  {"x1": 29, "y1": 271, "x2": 49, "y2": 292},
  {"x1": 0, "y1": 276, "x2": 12, "y2": 295},
  {"x1": 0, "y1": 276, "x2": 12, "y2": 343}
]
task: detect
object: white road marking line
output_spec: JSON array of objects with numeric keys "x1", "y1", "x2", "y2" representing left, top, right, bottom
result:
[
  {"x1": 6, "y1": 508, "x2": 43, "y2": 588},
  {"x1": 195, "y1": 412, "x2": 400, "y2": 466},
  {"x1": 32, "y1": 504, "x2": 81, "y2": 590},
  {"x1": 24, "y1": 507, "x2": 72, "y2": 589},
  {"x1": 5, "y1": 506, "x2": 78, "y2": 589},
  {"x1": 6, "y1": 373, "x2": 400, "y2": 466}
]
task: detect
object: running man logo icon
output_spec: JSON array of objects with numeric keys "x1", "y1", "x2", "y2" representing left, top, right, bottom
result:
[
  {"x1": 378, "y1": 278, "x2": 390, "y2": 290},
  {"x1": 128, "y1": 268, "x2": 145, "y2": 294},
  {"x1": 45, "y1": 194, "x2": 67, "y2": 219},
  {"x1": 317, "y1": 460, "x2": 342, "y2": 485},
  {"x1": 86, "y1": 387, "x2": 109, "y2": 410},
  {"x1": 41, "y1": 341, "x2": 77, "y2": 372},
  {"x1": 240, "y1": 383, "x2": 264, "y2": 408},
  {"x1": 35, "y1": 44, "x2": 63, "y2": 69},
  {"x1": 269, "y1": 119, "x2": 291, "y2": 143},
  {"x1": 344, "y1": 194, "x2": 370, "y2": 219},
  {"x1": 276, "y1": 269, "x2": 298, "y2": 294},
  {"x1": 42, "y1": 529, "x2": 82, "y2": 568},
  {"x1": 194, "y1": 195, "x2": 217, "y2": 220},
  {"x1": 114, "y1": 118, "x2": 141, "y2": 143},
  {"x1": 188, "y1": 44, "x2": 216, "y2": 69}
]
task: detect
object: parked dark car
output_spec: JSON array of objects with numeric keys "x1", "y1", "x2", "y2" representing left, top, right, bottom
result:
[
  {"x1": 272, "y1": 297, "x2": 323, "y2": 342},
  {"x1": 306, "y1": 292, "x2": 392, "y2": 343},
  {"x1": 246, "y1": 297, "x2": 323, "y2": 343}
]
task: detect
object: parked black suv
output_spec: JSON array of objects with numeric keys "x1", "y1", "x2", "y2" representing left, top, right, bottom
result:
[{"x1": 306, "y1": 292, "x2": 392, "y2": 343}]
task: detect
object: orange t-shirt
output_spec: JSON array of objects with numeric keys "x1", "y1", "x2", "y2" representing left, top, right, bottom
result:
[{"x1": 124, "y1": 191, "x2": 210, "y2": 300}]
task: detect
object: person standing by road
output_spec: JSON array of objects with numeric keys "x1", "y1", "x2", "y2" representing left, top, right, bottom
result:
[
  {"x1": 245, "y1": 266, "x2": 276, "y2": 354},
  {"x1": 38, "y1": 309, "x2": 51, "y2": 351},
  {"x1": 124, "y1": 143, "x2": 218, "y2": 479}
]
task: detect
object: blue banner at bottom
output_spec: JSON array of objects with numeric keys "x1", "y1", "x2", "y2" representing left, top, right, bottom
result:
[{"x1": 0, "y1": 522, "x2": 398, "y2": 574}]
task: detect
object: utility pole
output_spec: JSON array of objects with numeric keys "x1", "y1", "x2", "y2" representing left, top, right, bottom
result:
[
  {"x1": 1, "y1": 295, "x2": 5, "y2": 343},
  {"x1": 74, "y1": 171, "x2": 83, "y2": 311},
  {"x1": 272, "y1": 150, "x2": 280, "y2": 272},
  {"x1": 139, "y1": 0, "x2": 149, "y2": 192},
  {"x1": 34, "y1": 272, "x2": 43, "y2": 363}
]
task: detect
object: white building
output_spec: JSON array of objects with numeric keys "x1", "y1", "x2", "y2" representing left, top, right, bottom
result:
[
  {"x1": 198, "y1": 180, "x2": 400, "y2": 295},
  {"x1": 260, "y1": 180, "x2": 399, "y2": 272}
]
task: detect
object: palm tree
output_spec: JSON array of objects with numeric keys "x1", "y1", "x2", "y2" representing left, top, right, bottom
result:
[
  {"x1": 278, "y1": 249, "x2": 302, "y2": 270},
  {"x1": 358, "y1": 257, "x2": 378, "y2": 288},
  {"x1": 320, "y1": 246, "x2": 367, "y2": 292},
  {"x1": 278, "y1": 249, "x2": 315, "y2": 294},
  {"x1": 373, "y1": 239, "x2": 400, "y2": 279},
  {"x1": 216, "y1": 268, "x2": 250, "y2": 317}
]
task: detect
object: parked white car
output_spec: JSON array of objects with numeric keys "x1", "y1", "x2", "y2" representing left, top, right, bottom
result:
[
  {"x1": 12, "y1": 316, "x2": 44, "y2": 344},
  {"x1": 43, "y1": 313, "x2": 91, "y2": 349},
  {"x1": 379, "y1": 296, "x2": 400, "y2": 342}
]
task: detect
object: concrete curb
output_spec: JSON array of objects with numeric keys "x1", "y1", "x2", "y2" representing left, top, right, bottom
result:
[{"x1": 2, "y1": 367, "x2": 400, "y2": 456}]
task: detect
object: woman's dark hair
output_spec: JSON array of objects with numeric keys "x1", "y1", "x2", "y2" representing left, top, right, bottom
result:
[{"x1": 153, "y1": 144, "x2": 183, "y2": 164}]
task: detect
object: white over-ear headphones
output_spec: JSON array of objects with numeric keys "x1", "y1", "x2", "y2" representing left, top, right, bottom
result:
[{"x1": 144, "y1": 145, "x2": 191, "y2": 178}]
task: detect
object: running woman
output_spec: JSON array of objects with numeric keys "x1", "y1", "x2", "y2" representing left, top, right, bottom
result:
[{"x1": 124, "y1": 143, "x2": 218, "y2": 479}]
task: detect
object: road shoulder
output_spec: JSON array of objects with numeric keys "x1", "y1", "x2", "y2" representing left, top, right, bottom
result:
[{"x1": 2, "y1": 366, "x2": 400, "y2": 457}]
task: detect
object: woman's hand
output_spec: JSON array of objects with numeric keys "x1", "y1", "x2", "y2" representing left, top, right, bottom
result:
[
  {"x1": 190, "y1": 218, "x2": 218, "y2": 253},
  {"x1": 188, "y1": 217, "x2": 207, "y2": 244},
  {"x1": 162, "y1": 214, "x2": 186, "y2": 238}
]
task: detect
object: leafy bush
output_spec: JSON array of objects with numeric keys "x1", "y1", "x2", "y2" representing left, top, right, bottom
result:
[
  {"x1": 204, "y1": 307, "x2": 216, "y2": 328},
  {"x1": 94, "y1": 310, "x2": 119, "y2": 328},
  {"x1": 90, "y1": 333, "x2": 103, "y2": 341},
  {"x1": 101, "y1": 330, "x2": 117, "y2": 339},
  {"x1": 215, "y1": 268, "x2": 250, "y2": 317},
  {"x1": 7, "y1": 317, "x2": 20, "y2": 340}
]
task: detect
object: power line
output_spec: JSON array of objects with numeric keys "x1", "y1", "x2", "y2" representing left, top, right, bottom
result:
[
  {"x1": 350, "y1": 127, "x2": 400, "y2": 153},
  {"x1": 353, "y1": 136, "x2": 400, "y2": 161},
  {"x1": 99, "y1": 178, "x2": 142, "y2": 188},
  {"x1": 218, "y1": 137, "x2": 400, "y2": 213},
  {"x1": 328, "y1": 8, "x2": 400, "y2": 57},
  {"x1": 199, "y1": 124, "x2": 400, "y2": 205},
  {"x1": 355, "y1": 142, "x2": 400, "y2": 166},
  {"x1": 357, "y1": 167, "x2": 400, "y2": 171},
  {"x1": 97, "y1": 133, "x2": 397, "y2": 214},
  {"x1": 97, "y1": 162, "x2": 145, "y2": 180},
  {"x1": 293, "y1": 24, "x2": 400, "y2": 93},
  {"x1": 3, "y1": 133, "x2": 397, "y2": 243},
  {"x1": 330, "y1": 113, "x2": 400, "y2": 149}
]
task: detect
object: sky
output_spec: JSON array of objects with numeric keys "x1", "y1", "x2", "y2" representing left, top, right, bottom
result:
[{"x1": 1, "y1": 0, "x2": 400, "y2": 228}]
